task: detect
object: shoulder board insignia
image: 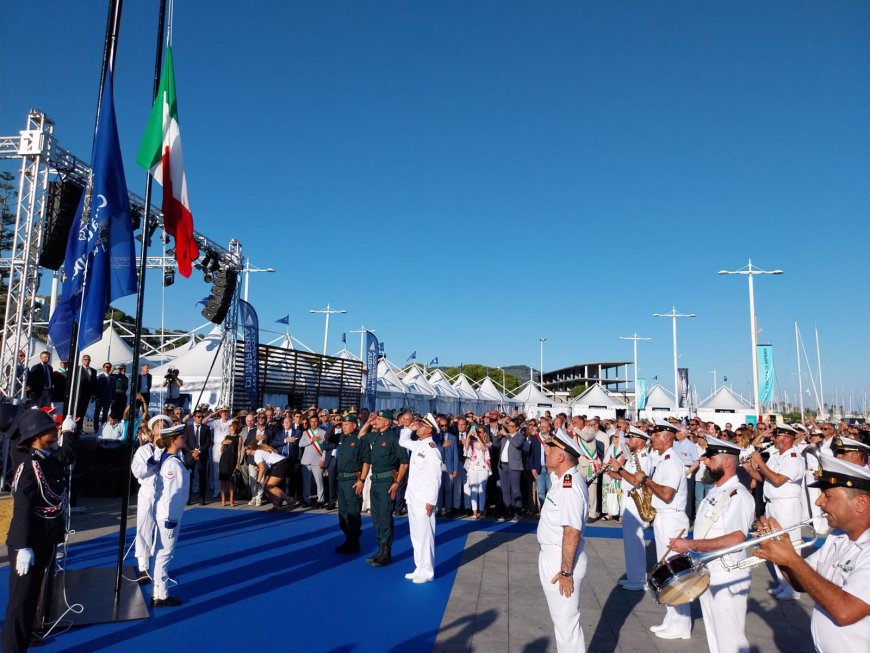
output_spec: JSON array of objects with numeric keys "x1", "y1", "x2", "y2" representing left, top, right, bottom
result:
[
  {"x1": 562, "y1": 474, "x2": 572, "y2": 488},
  {"x1": 730, "y1": 489, "x2": 738, "y2": 497},
  {"x1": 791, "y1": 452, "x2": 797, "y2": 458},
  {"x1": 428, "y1": 441, "x2": 437, "y2": 448},
  {"x1": 664, "y1": 454, "x2": 670, "y2": 460}
]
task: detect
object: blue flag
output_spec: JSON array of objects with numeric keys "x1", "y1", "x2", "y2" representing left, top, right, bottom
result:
[
  {"x1": 240, "y1": 300, "x2": 260, "y2": 409},
  {"x1": 378, "y1": 342, "x2": 384, "y2": 354},
  {"x1": 429, "y1": 357, "x2": 439, "y2": 367},
  {"x1": 275, "y1": 314, "x2": 289, "y2": 325},
  {"x1": 364, "y1": 331, "x2": 380, "y2": 412},
  {"x1": 406, "y1": 351, "x2": 416, "y2": 362},
  {"x1": 48, "y1": 70, "x2": 136, "y2": 361},
  {"x1": 197, "y1": 296, "x2": 210, "y2": 306},
  {"x1": 341, "y1": 332, "x2": 346, "y2": 344}
]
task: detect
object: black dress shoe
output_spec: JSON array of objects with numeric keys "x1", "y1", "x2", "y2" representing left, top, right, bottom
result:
[
  {"x1": 151, "y1": 596, "x2": 183, "y2": 608},
  {"x1": 370, "y1": 555, "x2": 391, "y2": 568},
  {"x1": 137, "y1": 570, "x2": 151, "y2": 585}
]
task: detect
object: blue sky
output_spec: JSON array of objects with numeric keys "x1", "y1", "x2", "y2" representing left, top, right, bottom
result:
[{"x1": 3, "y1": 1, "x2": 869, "y2": 410}]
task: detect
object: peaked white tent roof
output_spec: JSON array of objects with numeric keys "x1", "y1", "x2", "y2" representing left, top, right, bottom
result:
[
  {"x1": 376, "y1": 359, "x2": 409, "y2": 394},
  {"x1": 151, "y1": 328, "x2": 224, "y2": 384},
  {"x1": 452, "y1": 374, "x2": 480, "y2": 401},
  {"x1": 698, "y1": 386, "x2": 752, "y2": 410},
  {"x1": 427, "y1": 369, "x2": 461, "y2": 399},
  {"x1": 81, "y1": 326, "x2": 134, "y2": 366},
  {"x1": 571, "y1": 383, "x2": 626, "y2": 409},
  {"x1": 511, "y1": 381, "x2": 555, "y2": 406},
  {"x1": 644, "y1": 384, "x2": 676, "y2": 412},
  {"x1": 477, "y1": 377, "x2": 509, "y2": 403},
  {"x1": 402, "y1": 366, "x2": 437, "y2": 397}
]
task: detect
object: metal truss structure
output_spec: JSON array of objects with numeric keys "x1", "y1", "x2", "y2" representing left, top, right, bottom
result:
[{"x1": 0, "y1": 109, "x2": 242, "y2": 400}]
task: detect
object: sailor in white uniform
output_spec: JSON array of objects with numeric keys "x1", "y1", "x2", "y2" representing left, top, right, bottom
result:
[
  {"x1": 757, "y1": 453, "x2": 870, "y2": 653},
  {"x1": 151, "y1": 424, "x2": 190, "y2": 607},
  {"x1": 399, "y1": 414, "x2": 442, "y2": 583},
  {"x1": 130, "y1": 415, "x2": 171, "y2": 584},
  {"x1": 670, "y1": 435, "x2": 756, "y2": 653},
  {"x1": 537, "y1": 429, "x2": 589, "y2": 653}
]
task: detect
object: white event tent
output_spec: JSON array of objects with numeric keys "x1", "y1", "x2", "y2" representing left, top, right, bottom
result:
[
  {"x1": 151, "y1": 328, "x2": 224, "y2": 408},
  {"x1": 570, "y1": 383, "x2": 627, "y2": 420},
  {"x1": 642, "y1": 384, "x2": 678, "y2": 415},
  {"x1": 427, "y1": 369, "x2": 462, "y2": 415},
  {"x1": 476, "y1": 376, "x2": 512, "y2": 412},
  {"x1": 452, "y1": 373, "x2": 484, "y2": 415},
  {"x1": 511, "y1": 381, "x2": 570, "y2": 418},
  {"x1": 696, "y1": 386, "x2": 754, "y2": 428}
]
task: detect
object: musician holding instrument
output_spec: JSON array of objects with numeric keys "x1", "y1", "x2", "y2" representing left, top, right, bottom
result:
[
  {"x1": 755, "y1": 454, "x2": 870, "y2": 653},
  {"x1": 610, "y1": 417, "x2": 692, "y2": 640},
  {"x1": 831, "y1": 435, "x2": 869, "y2": 468},
  {"x1": 743, "y1": 422, "x2": 805, "y2": 600},
  {"x1": 669, "y1": 435, "x2": 756, "y2": 653},
  {"x1": 537, "y1": 429, "x2": 590, "y2": 653},
  {"x1": 607, "y1": 424, "x2": 653, "y2": 591}
]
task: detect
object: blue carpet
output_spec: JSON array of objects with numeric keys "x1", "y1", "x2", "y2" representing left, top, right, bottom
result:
[{"x1": 0, "y1": 510, "x2": 544, "y2": 652}]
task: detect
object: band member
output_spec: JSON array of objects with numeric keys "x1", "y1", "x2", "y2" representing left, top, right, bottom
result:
[
  {"x1": 744, "y1": 422, "x2": 805, "y2": 600},
  {"x1": 608, "y1": 425, "x2": 653, "y2": 591},
  {"x1": 756, "y1": 454, "x2": 870, "y2": 652},
  {"x1": 537, "y1": 429, "x2": 589, "y2": 653},
  {"x1": 669, "y1": 435, "x2": 756, "y2": 653},
  {"x1": 832, "y1": 435, "x2": 869, "y2": 468},
  {"x1": 611, "y1": 418, "x2": 691, "y2": 640},
  {"x1": 151, "y1": 424, "x2": 190, "y2": 607},
  {"x1": 399, "y1": 415, "x2": 442, "y2": 583},
  {"x1": 2, "y1": 410, "x2": 76, "y2": 653}
]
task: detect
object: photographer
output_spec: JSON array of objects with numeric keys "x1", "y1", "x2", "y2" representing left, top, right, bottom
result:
[{"x1": 162, "y1": 368, "x2": 183, "y2": 406}]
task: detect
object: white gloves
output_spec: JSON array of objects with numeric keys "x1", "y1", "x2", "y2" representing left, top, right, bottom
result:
[
  {"x1": 16, "y1": 548, "x2": 34, "y2": 576},
  {"x1": 62, "y1": 416, "x2": 77, "y2": 433}
]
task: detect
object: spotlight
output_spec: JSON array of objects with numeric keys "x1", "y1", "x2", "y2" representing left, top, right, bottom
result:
[
  {"x1": 163, "y1": 268, "x2": 175, "y2": 287},
  {"x1": 130, "y1": 205, "x2": 143, "y2": 231},
  {"x1": 203, "y1": 271, "x2": 213, "y2": 283}
]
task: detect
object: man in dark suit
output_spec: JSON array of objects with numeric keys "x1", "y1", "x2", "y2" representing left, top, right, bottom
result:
[
  {"x1": 75, "y1": 354, "x2": 97, "y2": 427},
  {"x1": 26, "y1": 351, "x2": 53, "y2": 407},
  {"x1": 184, "y1": 408, "x2": 213, "y2": 504},
  {"x1": 137, "y1": 363, "x2": 153, "y2": 409},
  {"x1": 94, "y1": 362, "x2": 114, "y2": 432}
]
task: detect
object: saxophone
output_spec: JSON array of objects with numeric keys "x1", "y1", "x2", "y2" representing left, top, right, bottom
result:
[{"x1": 627, "y1": 451, "x2": 657, "y2": 523}]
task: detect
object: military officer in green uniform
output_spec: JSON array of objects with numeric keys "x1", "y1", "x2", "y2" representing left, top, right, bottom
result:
[
  {"x1": 359, "y1": 409, "x2": 409, "y2": 567},
  {"x1": 335, "y1": 413, "x2": 366, "y2": 554}
]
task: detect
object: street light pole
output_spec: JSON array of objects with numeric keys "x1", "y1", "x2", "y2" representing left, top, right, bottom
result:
[
  {"x1": 718, "y1": 260, "x2": 783, "y2": 417},
  {"x1": 619, "y1": 332, "x2": 651, "y2": 416},
  {"x1": 652, "y1": 307, "x2": 696, "y2": 416},
  {"x1": 539, "y1": 337, "x2": 547, "y2": 391},
  {"x1": 309, "y1": 304, "x2": 347, "y2": 356},
  {"x1": 348, "y1": 325, "x2": 374, "y2": 362},
  {"x1": 242, "y1": 258, "x2": 276, "y2": 302}
]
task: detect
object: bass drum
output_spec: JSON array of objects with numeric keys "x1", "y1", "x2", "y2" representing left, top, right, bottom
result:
[{"x1": 648, "y1": 554, "x2": 710, "y2": 606}]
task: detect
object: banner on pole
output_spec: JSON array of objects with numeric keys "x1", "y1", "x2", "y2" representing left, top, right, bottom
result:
[
  {"x1": 678, "y1": 368, "x2": 689, "y2": 408},
  {"x1": 364, "y1": 331, "x2": 379, "y2": 412},
  {"x1": 757, "y1": 344, "x2": 775, "y2": 404},
  {"x1": 636, "y1": 379, "x2": 647, "y2": 410},
  {"x1": 239, "y1": 299, "x2": 259, "y2": 409}
]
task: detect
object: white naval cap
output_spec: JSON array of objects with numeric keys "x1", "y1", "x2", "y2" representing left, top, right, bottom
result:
[
  {"x1": 702, "y1": 434, "x2": 742, "y2": 457},
  {"x1": 809, "y1": 452, "x2": 870, "y2": 491}
]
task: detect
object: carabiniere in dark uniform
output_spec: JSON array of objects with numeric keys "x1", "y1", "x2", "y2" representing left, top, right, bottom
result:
[
  {"x1": 334, "y1": 413, "x2": 365, "y2": 554},
  {"x1": 2, "y1": 409, "x2": 77, "y2": 653}
]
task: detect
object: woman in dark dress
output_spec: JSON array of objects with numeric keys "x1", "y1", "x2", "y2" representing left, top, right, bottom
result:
[{"x1": 218, "y1": 420, "x2": 241, "y2": 507}]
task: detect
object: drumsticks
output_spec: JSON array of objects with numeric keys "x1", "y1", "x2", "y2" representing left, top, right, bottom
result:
[{"x1": 657, "y1": 528, "x2": 687, "y2": 565}]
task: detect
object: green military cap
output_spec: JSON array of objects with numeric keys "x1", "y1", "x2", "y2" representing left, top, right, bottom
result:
[
  {"x1": 376, "y1": 409, "x2": 394, "y2": 420},
  {"x1": 342, "y1": 414, "x2": 358, "y2": 424}
]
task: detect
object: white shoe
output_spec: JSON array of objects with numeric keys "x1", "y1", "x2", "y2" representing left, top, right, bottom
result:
[
  {"x1": 412, "y1": 575, "x2": 433, "y2": 584},
  {"x1": 655, "y1": 628, "x2": 691, "y2": 640},
  {"x1": 253, "y1": 496, "x2": 263, "y2": 507},
  {"x1": 404, "y1": 571, "x2": 419, "y2": 580},
  {"x1": 649, "y1": 623, "x2": 669, "y2": 633},
  {"x1": 768, "y1": 585, "x2": 784, "y2": 595},
  {"x1": 247, "y1": 498, "x2": 257, "y2": 506}
]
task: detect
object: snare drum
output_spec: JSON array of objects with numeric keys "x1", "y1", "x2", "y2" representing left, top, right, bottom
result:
[{"x1": 648, "y1": 553, "x2": 710, "y2": 606}]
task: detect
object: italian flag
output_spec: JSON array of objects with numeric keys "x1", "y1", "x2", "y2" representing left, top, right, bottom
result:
[{"x1": 136, "y1": 46, "x2": 199, "y2": 277}]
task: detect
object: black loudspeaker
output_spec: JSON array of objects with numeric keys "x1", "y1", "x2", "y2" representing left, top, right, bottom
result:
[
  {"x1": 201, "y1": 269, "x2": 238, "y2": 324},
  {"x1": 39, "y1": 180, "x2": 84, "y2": 270}
]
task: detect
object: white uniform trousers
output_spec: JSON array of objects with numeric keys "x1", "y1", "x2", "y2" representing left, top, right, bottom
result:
[
  {"x1": 766, "y1": 497, "x2": 802, "y2": 589},
  {"x1": 698, "y1": 566, "x2": 751, "y2": 653},
  {"x1": 153, "y1": 522, "x2": 179, "y2": 600},
  {"x1": 621, "y1": 495, "x2": 647, "y2": 585},
  {"x1": 464, "y1": 469, "x2": 488, "y2": 512},
  {"x1": 407, "y1": 498, "x2": 436, "y2": 579},
  {"x1": 135, "y1": 488, "x2": 156, "y2": 572},
  {"x1": 210, "y1": 444, "x2": 222, "y2": 496},
  {"x1": 653, "y1": 510, "x2": 692, "y2": 633},
  {"x1": 538, "y1": 545, "x2": 588, "y2": 653}
]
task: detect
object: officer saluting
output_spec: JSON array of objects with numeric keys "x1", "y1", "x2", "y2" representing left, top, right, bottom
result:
[
  {"x1": 2, "y1": 410, "x2": 77, "y2": 653},
  {"x1": 334, "y1": 413, "x2": 366, "y2": 554},
  {"x1": 757, "y1": 453, "x2": 870, "y2": 653},
  {"x1": 537, "y1": 429, "x2": 589, "y2": 653},
  {"x1": 358, "y1": 410, "x2": 408, "y2": 568}
]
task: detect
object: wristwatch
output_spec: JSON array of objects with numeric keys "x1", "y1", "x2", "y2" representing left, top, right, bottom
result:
[{"x1": 559, "y1": 570, "x2": 572, "y2": 578}]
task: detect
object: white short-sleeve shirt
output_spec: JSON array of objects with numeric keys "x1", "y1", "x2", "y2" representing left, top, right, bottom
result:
[
  {"x1": 651, "y1": 447, "x2": 687, "y2": 512},
  {"x1": 537, "y1": 467, "x2": 588, "y2": 559}
]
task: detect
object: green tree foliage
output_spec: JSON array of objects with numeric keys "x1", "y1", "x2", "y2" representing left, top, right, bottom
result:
[
  {"x1": 570, "y1": 384, "x2": 588, "y2": 398},
  {"x1": 440, "y1": 363, "x2": 519, "y2": 392}
]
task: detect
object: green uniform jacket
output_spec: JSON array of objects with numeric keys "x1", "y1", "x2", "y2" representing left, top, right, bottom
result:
[
  {"x1": 363, "y1": 427, "x2": 409, "y2": 474},
  {"x1": 336, "y1": 430, "x2": 366, "y2": 475}
]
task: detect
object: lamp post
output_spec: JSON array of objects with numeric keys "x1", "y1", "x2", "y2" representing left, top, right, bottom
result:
[
  {"x1": 718, "y1": 260, "x2": 783, "y2": 417},
  {"x1": 652, "y1": 307, "x2": 696, "y2": 415},
  {"x1": 348, "y1": 325, "x2": 374, "y2": 362},
  {"x1": 619, "y1": 332, "x2": 651, "y2": 415},
  {"x1": 539, "y1": 337, "x2": 547, "y2": 391},
  {"x1": 241, "y1": 258, "x2": 276, "y2": 302},
  {"x1": 309, "y1": 304, "x2": 347, "y2": 355}
]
